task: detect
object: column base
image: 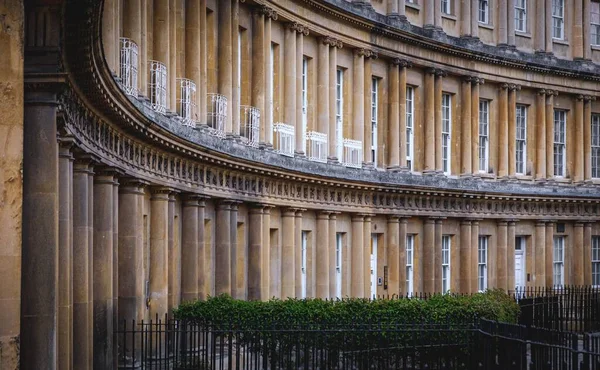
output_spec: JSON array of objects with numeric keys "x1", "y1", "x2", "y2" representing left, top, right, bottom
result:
[
  {"x1": 460, "y1": 172, "x2": 474, "y2": 178},
  {"x1": 259, "y1": 142, "x2": 274, "y2": 150},
  {"x1": 422, "y1": 169, "x2": 437, "y2": 176},
  {"x1": 498, "y1": 175, "x2": 510, "y2": 182},
  {"x1": 327, "y1": 156, "x2": 340, "y2": 164},
  {"x1": 362, "y1": 162, "x2": 375, "y2": 170},
  {"x1": 387, "y1": 165, "x2": 402, "y2": 172},
  {"x1": 535, "y1": 177, "x2": 547, "y2": 184},
  {"x1": 294, "y1": 150, "x2": 306, "y2": 158}
]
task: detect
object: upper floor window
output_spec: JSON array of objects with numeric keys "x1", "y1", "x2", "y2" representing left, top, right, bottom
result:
[
  {"x1": 406, "y1": 86, "x2": 415, "y2": 171},
  {"x1": 479, "y1": 100, "x2": 490, "y2": 173},
  {"x1": 371, "y1": 78, "x2": 379, "y2": 166},
  {"x1": 553, "y1": 236, "x2": 565, "y2": 286},
  {"x1": 592, "y1": 2, "x2": 600, "y2": 46},
  {"x1": 442, "y1": 93, "x2": 452, "y2": 174},
  {"x1": 478, "y1": 0, "x2": 490, "y2": 24},
  {"x1": 553, "y1": 110, "x2": 566, "y2": 177},
  {"x1": 441, "y1": 0, "x2": 451, "y2": 15},
  {"x1": 592, "y1": 114, "x2": 600, "y2": 178},
  {"x1": 593, "y1": 236, "x2": 600, "y2": 287},
  {"x1": 514, "y1": 0, "x2": 527, "y2": 32},
  {"x1": 551, "y1": 0, "x2": 564, "y2": 40},
  {"x1": 516, "y1": 105, "x2": 527, "y2": 175}
]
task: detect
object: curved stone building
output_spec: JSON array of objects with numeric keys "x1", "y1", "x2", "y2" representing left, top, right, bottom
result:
[{"x1": 5, "y1": 0, "x2": 600, "y2": 368}]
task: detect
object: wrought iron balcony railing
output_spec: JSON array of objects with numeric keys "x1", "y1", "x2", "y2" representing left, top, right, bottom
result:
[
  {"x1": 119, "y1": 37, "x2": 138, "y2": 97},
  {"x1": 306, "y1": 131, "x2": 328, "y2": 163},
  {"x1": 206, "y1": 93, "x2": 227, "y2": 138},
  {"x1": 148, "y1": 60, "x2": 167, "y2": 114},
  {"x1": 176, "y1": 78, "x2": 196, "y2": 127},
  {"x1": 273, "y1": 123, "x2": 295, "y2": 157},
  {"x1": 240, "y1": 105, "x2": 260, "y2": 147},
  {"x1": 343, "y1": 138, "x2": 363, "y2": 168}
]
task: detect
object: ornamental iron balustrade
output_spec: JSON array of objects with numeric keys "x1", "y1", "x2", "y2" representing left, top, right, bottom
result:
[
  {"x1": 343, "y1": 138, "x2": 362, "y2": 168},
  {"x1": 119, "y1": 38, "x2": 138, "y2": 97},
  {"x1": 206, "y1": 93, "x2": 227, "y2": 138},
  {"x1": 306, "y1": 131, "x2": 328, "y2": 163},
  {"x1": 273, "y1": 123, "x2": 295, "y2": 157},
  {"x1": 176, "y1": 78, "x2": 197, "y2": 127},
  {"x1": 240, "y1": 105, "x2": 260, "y2": 148},
  {"x1": 148, "y1": 60, "x2": 167, "y2": 114}
]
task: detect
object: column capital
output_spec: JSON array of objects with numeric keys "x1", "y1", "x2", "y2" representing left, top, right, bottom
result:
[
  {"x1": 387, "y1": 215, "x2": 401, "y2": 223},
  {"x1": 574, "y1": 221, "x2": 585, "y2": 227},
  {"x1": 576, "y1": 94, "x2": 585, "y2": 101},
  {"x1": 119, "y1": 177, "x2": 149, "y2": 190},
  {"x1": 150, "y1": 186, "x2": 175, "y2": 199},
  {"x1": 58, "y1": 135, "x2": 76, "y2": 155},
  {"x1": 282, "y1": 207, "x2": 299, "y2": 217},
  {"x1": 471, "y1": 77, "x2": 485, "y2": 85},
  {"x1": 391, "y1": 58, "x2": 412, "y2": 68},
  {"x1": 317, "y1": 211, "x2": 332, "y2": 220},
  {"x1": 287, "y1": 22, "x2": 309, "y2": 36},
  {"x1": 351, "y1": 214, "x2": 365, "y2": 222},
  {"x1": 460, "y1": 219, "x2": 472, "y2": 226},
  {"x1": 535, "y1": 220, "x2": 548, "y2": 226},
  {"x1": 537, "y1": 89, "x2": 547, "y2": 96},
  {"x1": 499, "y1": 83, "x2": 510, "y2": 90},
  {"x1": 328, "y1": 211, "x2": 340, "y2": 220},
  {"x1": 181, "y1": 193, "x2": 207, "y2": 206},
  {"x1": 355, "y1": 48, "x2": 378, "y2": 59},
  {"x1": 320, "y1": 36, "x2": 343, "y2": 48},
  {"x1": 254, "y1": 5, "x2": 278, "y2": 20},
  {"x1": 434, "y1": 69, "x2": 447, "y2": 78},
  {"x1": 94, "y1": 166, "x2": 124, "y2": 182},
  {"x1": 544, "y1": 219, "x2": 558, "y2": 225},
  {"x1": 497, "y1": 220, "x2": 509, "y2": 226},
  {"x1": 584, "y1": 95, "x2": 597, "y2": 102},
  {"x1": 545, "y1": 89, "x2": 559, "y2": 97},
  {"x1": 508, "y1": 84, "x2": 521, "y2": 91}
]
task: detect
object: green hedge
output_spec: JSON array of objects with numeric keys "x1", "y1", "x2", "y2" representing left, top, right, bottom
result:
[{"x1": 174, "y1": 289, "x2": 520, "y2": 328}]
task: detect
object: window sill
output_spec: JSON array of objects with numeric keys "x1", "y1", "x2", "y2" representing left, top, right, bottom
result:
[
  {"x1": 441, "y1": 13, "x2": 457, "y2": 21},
  {"x1": 478, "y1": 22, "x2": 494, "y2": 31},
  {"x1": 591, "y1": 45, "x2": 600, "y2": 51},
  {"x1": 551, "y1": 176, "x2": 571, "y2": 183},
  {"x1": 476, "y1": 172, "x2": 496, "y2": 179},
  {"x1": 515, "y1": 31, "x2": 532, "y2": 39},
  {"x1": 553, "y1": 38, "x2": 569, "y2": 46},
  {"x1": 515, "y1": 175, "x2": 534, "y2": 181},
  {"x1": 405, "y1": 2, "x2": 421, "y2": 11}
]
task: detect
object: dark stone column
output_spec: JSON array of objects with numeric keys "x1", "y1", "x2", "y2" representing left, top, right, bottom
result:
[{"x1": 181, "y1": 195, "x2": 200, "y2": 302}]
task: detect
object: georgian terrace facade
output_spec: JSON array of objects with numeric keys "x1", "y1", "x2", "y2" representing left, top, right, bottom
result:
[{"x1": 13, "y1": 0, "x2": 600, "y2": 369}]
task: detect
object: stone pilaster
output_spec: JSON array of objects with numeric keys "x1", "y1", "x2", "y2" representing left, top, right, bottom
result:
[
  {"x1": 584, "y1": 96, "x2": 595, "y2": 181},
  {"x1": 363, "y1": 216, "x2": 373, "y2": 297},
  {"x1": 534, "y1": 221, "x2": 546, "y2": 287},
  {"x1": 507, "y1": 0, "x2": 516, "y2": 45},
  {"x1": 329, "y1": 39, "x2": 343, "y2": 162},
  {"x1": 536, "y1": 90, "x2": 547, "y2": 180},
  {"x1": 262, "y1": 206, "x2": 272, "y2": 300},
  {"x1": 574, "y1": 95, "x2": 585, "y2": 183},
  {"x1": 328, "y1": 213, "x2": 338, "y2": 298},
  {"x1": 461, "y1": 0, "x2": 471, "y2": 36},
  {"x1": 584, "y1": 0, "x2": 592, "y2": 60},
  {"x1": 423, "y1": 218, "x2": 435, "y2": 293},
  {"x1": 584, "y1": 223, "x2": 593, "y2": 285},
  {"x1": 573, "y1": 222, "x2": 585, "y2": 285},
  {"x1": 153, "y1": 0, "x2": 170, "y2": 103},
  {"x1": 498, "y1": 84, "x2": 509, "y2": 178},
  {"x1": 544, "y1": 0, "x2": 553, "y2": 53},
  {"x1": 546, "y1": 91, "x2": 557, "y2": 179},
  {"x1": 231, "y1": 202, "x2": 244, "y2": 299},
  {"x1": 460, "y1": 220, "x2": 472, "y2": 293},
  {"x1": 471, "y1": 0, "x2": 479, "y2": 38},
  {"x1": 498, "y1": 0, "x2": 508, "y2": 45},
  {"x1": 295, "y1": 210, "x2": 305, "y2": 298},
  {"x1": 388, "y1": 59, "x2": 400, "y2": 170},
  {"x1": 470, "y1": 220, "x2": 480, "y2": 292},
  {"x1": 198, "y1": 197, "x2": 207, "y2": 299},
  {"x1": 545, "y1": 221, "x2": 555, "y2": 286},
  {"x1": 316, "y1": 211, "x2": 330, "y2": 299},
  {"x1": 424, "y1": 69, "x2": 436, "y2": 174},
  {"x1": 353, "y1": 49, "x2": 365, "y2": 165},
  {"x1": 318, "y1": 38, "x2": 331, "y2": 158},
  {"x1": 497, "y1": 221, "x2": 508, "y2": 291},
  {"x1": 535, "y1": 0, "x2": 546, "y2": 52},
  {"x1": 424, "y1": 0, "x2": 435, "y2": 28},
  {"x1": 295, "y1": 25, "x2": 309, "y2": 155},
  {"x1": 248, "y1": 205, "x2": 264, "y2": 300},
  {"x1": 461, "y1": 77, "x2": 473, "y2": 176},
  {"x1": 167, "y1": 192, "x2": 176, "y2": 312},
  {"x1": 399, "y1": 218, "x2": 408, "y2": 294},
  {"x1": 471, "y1": 78, "x2": 484, "y2": 174},
  {"x1": 149, "y1": 187, "x2": 170, "y2": 320},
  {"x1": 351, "y1": 215, "x2": 365, "y2": 297},
  {"x1": 281, "y1": 208, "x2": 296, "y2": 299},
  {"x1": 215, "y1": 200, "x2": 232, "y2": 295},
  {"x1": 181, "y1": 195, "x2": 200, "y2": 302},
  {"x1": 387, "y1": 216, "x2": 400, "y2": 296},
  {"x1": 284, "y1": 23, "x2": 297, "y2": 138},
  {"x1": 508, "y1": 85, "x2": 520, "y2": 176},
  {"x1": 433, "y1": 219, "x2": 442, "y2": 293},
  {"x1": 573, "y1": 0, "x2": 583, "y2": 59}
]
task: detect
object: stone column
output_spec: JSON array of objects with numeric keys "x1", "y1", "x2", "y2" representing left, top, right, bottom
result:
[
  {"x1": 262, "y1": 207, "x2": 272, "y2": 300},
  {"x1": 87, "y1": 166, "x2": 94, "y2": 370},
  {"x1": 461, "y1": 0, "x2": 471, "y2": 36},
  {"x1": 536, "y1": 90, "x2": 547, "y2": 180},
  {"x1": 387, "y1": 216, "x2": 400, "y2": 296},
  {"x1": 507, "y1": 0, "x2": 516, "y2": 45},
  {"x1": 328, "y1": 213, "x2": 338, "y2": 298},
  {"x1": 497, "y1": 221, "x2": 508, "y2": 291},
  {"x1": 185, "y1": 0, "x2": 200, "y2": 121},
  {"x1": 330, "y1": 41, "x2": 342, "y2": 162},
  {"x1": 573, "y1": 222, "x2": 585, "y2": 285},
  {"x1": 58, "y1": 140, "x2": 73, "y2": 370},
  {"x1": 153, "y1": 0, "x2": 170, "y2": 99},
  {"x1": 363, "y1": 53, "x2": 373, "y2": 167},
  {"x1": 218, "y1": 0, "x2": 233, "y2": 133},
  {"x1": 388, "y1": 60, "x2": 400, "y2": 170},
  {"x1": 507, "y1": 221, "x2": 516, "y2": 291},
  {"x1": 461, "y1": 77, "x2": 472, "y2": 175},
  {"x1": 545, "y1": 222, "x2": 554, "y2": 287},
  {"x1": 424, "y1": 0, "x2": 435, "y2": 27},
  {"x1": 545, "y1": 0, "x2": 553, "y2": 53},
  {"x1": 434, "y1": 70, "x2": 445, "y2": 173},
  {"x1": 318, "y1": 38, "x2": 331, "y2": 156},
  {"x1": 573, "y1": 0, "x2": 584, "y2": 59},
  {"x1": 230, "y1": 202, "x2": 241, "y2": 299},
  {"x1": 388, "y1": 0, "x2": 399, "y2": 15},
  {"x1": 399, "y1": 61, "x2": 410, "y2": 170},
  {"x1": 316, "y1": 212, "x2": 330, "y2": 299},
  {"x1": 282, "y1": 208, "x2": 296, "y2": 299},
  {"x1": 284, "y1": 23, "x2": 297, "y2": 133},
  {"x1": 423, "y1": 218, "x2": 435, "y2": 293},
  {"x1": 535, "y1": 0, "x2": 546, "y2": 52},
  {"x1": 199, "y1": 0, "x2": 207, "y2": 125},
  {"x1": 498, "y1": 0, "x2": 508, "y2": 45},
  {"x1": 471, "y1": 79, "x2": 482, "y2": 173},
  {"x1": 584, "y1": 0, "x2": 592, "y2": 60},
  {"x1": 181, "y1": 195, "x2": 200, "y2": 301},
  {"x1": 248, "y1": 206, "x2": 263, "y2": 300},
  {"x1": 433, "y1": 219, "x2": 442, "y2": 293},
  {"x1": 424, "y1": 69, "x2": 436, "y2": 174},
  {"x1": 574, "y1": 95, "x2": 585, "y2": 182},
  {"x1": 351, "y1": 215, "x2": 365, "y2": 297},
  {"x1": 363, "y1": 216, "x2": 373, "y2": 297},
  {"x1": 471, "y1": 0, "x2": 479, "y2": 38},
  {"x1": 103, "y1": 0, "x2": 118, "y2": 75},
  {"x1": 534, "y1": 221, "x2": 546, "y2": 287},
  {"x1": 197, "y1": 198, "x2": 207, "y2": 299},
  {"x1": 508, "y1": 85, "x2": 519, "y2": 176},
  {"x1": 584, "y1": 223, "x2": 593, "y2": 285},
  {"x1": 470, "y1": 220, "x2": 480, "y2": 292},
  {"x1": 295, "y1": 210, "x2": 305, "y2": 298},
  {"x1": 353, "y1": 49, "x2": 365, "y2": 164},
  {"x1": 434, "y1": 0, "x2": 442, "y2": 28},
  {"x1": 215, "y1": 200, "x2": 232, "y2": 295},
  {"x1": 498, "y1": 84, "x2": 509, "y2": 178},
  {"x1": 545, "y1": 91, "x2": 556, "y2": 179},
  {"x1": 460, "y1": 220, "x2": 472, "y2": 293},
  {"x1": 584, "y1": 96, "x2": 594, "y2": 181},
  {"x1": 169, "y1": 0, "x2": 177, "y2": 112},
  {"x1": 231, "y1": 0, "x2": 240, "y2": 136},
  {"x1": 93, "y1": 169, "x2": 117, "y2": 370},
  {"x1": 73, "y1": 158, "x2": 92, "y2": 370},
  {"x1": 167, "y1": 193, "x2": 176, "y2": 312},
  {"x1": 149, "y1": 188, "x2": 170, "y2": 319},
  {"x1": 263, "y1": 11, "x2": 273, "y2": 146},
  {"x1": 399, "y1": 218, "x2": 408, "y2": 294},
  {"x1": 124, "y1": 0, "x2": 143, "y2": 93},
  {"x1": 296, "y1": 27, "x2": 307, "y2": 155}
]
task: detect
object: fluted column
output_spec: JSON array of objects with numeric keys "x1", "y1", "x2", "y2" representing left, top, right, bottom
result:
[
  {"x1": 433, "y1": 219, "x2": 443, "y2": 293},
  {"x1": 353, "y1": 49, "x2": 365, "y2": 165},
  {"x1": 535, "y1": 0, "x2": 546, "y2": 52},
  {"x1": 498, "y1": 84, "x2": 509, "y2": 178},
  {"x1": 507, "y1": 221, "x2": 516, "y2": 291},
  {"x1": 363, "y1": 216, "x2": 373, "y2": 297},
  {"x1": 388, "y1": 59, "x2": 400, "y2": 170},
  {"x1": 434, "y1": 70, "x2": 445, "y2": 173},
  {"x1": 295, "y1": 210, "x2": 305, "y2": 298},
  {"x1": 535, "y1": 221, "x2": 546, "y2": 287},
  {"x1": 471, "y1": 0, "x2": 479, "y2": 38},
  {"x1": 328, "y1": 213, "x2": 338, "y2": 298},
  {"x1": 536, "y1": 90, "x2": 547, "y2": 180},
  {"x1": 296, "y1": 27, "x2": 307, "y2": 155},
  {"x1": 351, "y1": 215, "x2": 365, "y2": 297},
  {"x1": 248, "y1": 206, "x2": 264, "y2": 300},
  {"x1": 387, "y1": 216, "x2": 400, "y2": 296},
  {"x1": 584, "y1": 96, "x2": 594, "y2": 181},
  {"x1": 573, "y1": 0, "x2": 584, "y2": 59},
  {"x1": 149, "y1": 188, "x2": 170, "y2": 319},
  {"x1": 471, "y1": 78, "x2": 482, "y2": 173},
  {"x1": 498, "y1": 0, "x2": 508, "y2": 45},
  {"x1": 282, "y1": 208, "x2": 296, "y2": 299},
  {"x1": 584, "y1": 223, "x2": 593, "y2": 285},
  {"x1": 508, "y1": 85, "x2": 519, "y2": 176},
  {"x1": 218, "y1": 0, "x2": 233, "y2": 133},
  {"x1": 584, "y1": 0, "x2": 592, "y2": 60},
  {"x1": 73, "y1": 158, "x2": 92, "y2": 370},
  {"x1": 573, "y1": 222, "x2": 585, "y2": 285},
  {"x1": 316, "y1": 212, "x2": 330, "y2": 299},
  {"x1": 546, "y1": 91, "x2": 556, "y2": 179},
  {"x1": 197, "y1": 198, "x2": 207, "y2": 299},
  {"x1": 424, "y1": 69, "x2": 436, "y2": 174},
  {"x1": 574, "y1": 95, "x2": 585, "y2": 182},
  {"x1": 461, "y1": 0, "x2": 471, "y2": 36},
  {"x1": 423, "y1": 218, "x2": 435, "y2": 293},
  {"x1": 318, "y1": 38, "x2": 331, "y2": 158},
  {"x1": 461, "y1": 77, "x2": 472, "y2": 175},
  {"x1": 284, "y1": 23, "x2": 297, "y2": 135},
  {"x1": 460, "y1": 220, "x2": 472, "y2": 293},
  {"x1": 497, "y1": 221, "x2": 508, "y2": 291},
  {"x1": 544, "y1": 0, "x2": 553, "y2": 53},
  {"x1": 215, "y1": 200, "x2": 232, "y2": 295},
  {"x1": 545, "y1": 222, "x2": 555, "y2": 287},
  {"x1": 507, "y1": 0, "x2": 516, "y2": 45},
  {"x1": 470, "y1": 220, "x2": 480, "y2": 292},
  {"x1": 181, "y1": 195, "x2": 200, "y2": 301},
  {"x1": 399, "y1": 218, "x2": 408, "y2": 294},
  {"x1": 93, "y1": 169, "x2": 118, "y2": 370},
  {"x1": 252, "y1": 9, "x2": 266, "y2": 143}
]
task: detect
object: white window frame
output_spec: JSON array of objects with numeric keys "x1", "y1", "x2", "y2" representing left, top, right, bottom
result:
[
  {"x1": 302, "y1": 57, "x2": 308, "y2": 153},
  {"x1": 406, "y1": 86, "x2": 415, "y2": 171},
  {"x1": 371, "y1": 78, "x2": 378, "y2": 167},
  {"x1": 553, "y1": 109, "x2": 567, "y2": 177},
  {"x1": 335, "y1": 233, "x2": 343, "y2": 299},
  {"x1": 551, "y1": 0, "x2": 564, "y2": 40},
  {"x1": 516, "y1": 104, "x2": 528, "y2": 175},
  {"x1": 592, "y1": 2, "x2": 600, "y2": 46},
  {"x1": 593, "y1": 236, "x2": 600, "y2": 287},
  {"x1": 406, "y1": 234, "x2": 414, "y2": 295},
  {"x1": 442, "y1": 235, "x2": 451, "y2": 294},
  {"x1": 592, "y1": 114, "x2": 600, "y2": 178},
  {"x1": 301, "y1": 231, "x2": 308, "y2": 299},
  {"x1": 441, "y1": 0, "x2": 451, "y2": 15},
  {"x1": 553, "y1": 236, "x2": 565, "y2": 286},
  {"x1": 478, "y1": 0, "x2": 490, "y2": 24},
  {"x1": 442, "y1": 93, "x2": 452, "y2": 175},
  {"x1": 478, "y1": 236, "x2": 488, "y2": 292},
  {"x1": 336, "y1": 69, "x2": 344, "y2": 161},
  {"x1": 514, "y1": 0, "x2": 527, "y2": 32},
  {"x1": 479, "y1": 100, "x2": 490, "y2": 173}
]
